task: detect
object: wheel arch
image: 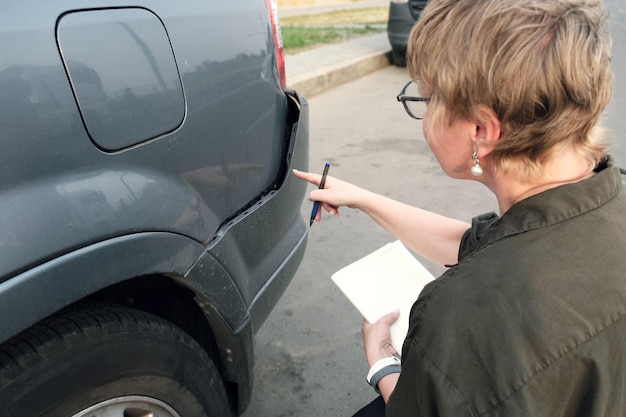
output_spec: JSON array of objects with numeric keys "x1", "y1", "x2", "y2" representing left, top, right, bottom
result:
[
  {"x1": 0, "y1": 232, "x2": 253, "y2": 414},
  {"x1": 84, "y1": 273, "x2": 250, "y2": 413}
]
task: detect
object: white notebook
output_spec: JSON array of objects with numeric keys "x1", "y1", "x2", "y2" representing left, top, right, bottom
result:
[{"x1": 330, "y1": 241, "x2": 436, "y2": 355}]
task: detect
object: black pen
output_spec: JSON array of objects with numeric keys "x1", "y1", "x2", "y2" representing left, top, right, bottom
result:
[{"x1": 310, "y1": 162, "x2": 330, "y2": 227}]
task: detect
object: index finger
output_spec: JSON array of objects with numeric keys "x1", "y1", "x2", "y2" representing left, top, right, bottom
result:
[{"x1": 292, "y1": 169, "x2": 323, "y2": 187}]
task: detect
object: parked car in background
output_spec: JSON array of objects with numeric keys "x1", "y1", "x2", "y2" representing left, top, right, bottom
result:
[
  {"x1": 387, "y1": 0, "x2": 428, "y2": 66},
  {"x1": 0, "y1": 0, "x2": 308, "y2": 416}
]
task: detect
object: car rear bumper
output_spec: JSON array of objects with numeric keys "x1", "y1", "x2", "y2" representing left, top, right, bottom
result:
[{"x1": 187, "y1": 89, "x2": 309, "y2": 414}]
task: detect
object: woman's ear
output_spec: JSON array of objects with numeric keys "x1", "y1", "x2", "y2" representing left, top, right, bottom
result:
[{"x1": 472, "y1": 105, "x2": 501, "y2": 155}]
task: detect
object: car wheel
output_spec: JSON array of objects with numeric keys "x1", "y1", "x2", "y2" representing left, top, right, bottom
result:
[
  {"x1": 391, "y1": 48, "x2": 407, "y2": 67},
  {"x1": 0, "y1": 304, "x2": 231, "y2": 417}
]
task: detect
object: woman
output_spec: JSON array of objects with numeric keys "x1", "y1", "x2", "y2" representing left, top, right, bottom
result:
[{"x1": 293, "y1": 0, "x2": 625, "y2": 415}]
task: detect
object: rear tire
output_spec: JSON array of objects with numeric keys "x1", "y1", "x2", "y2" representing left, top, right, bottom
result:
[
  {"x1": 391, "y1": 48, "x2": 407, "y2": 67},
  {"x1": 0, "y1": 304, "x2": 231, "y2": 417}
]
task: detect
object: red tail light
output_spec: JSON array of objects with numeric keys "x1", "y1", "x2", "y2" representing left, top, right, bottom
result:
[{"x1": 265, "y1": 0, "x2": 286, "y2": 89}]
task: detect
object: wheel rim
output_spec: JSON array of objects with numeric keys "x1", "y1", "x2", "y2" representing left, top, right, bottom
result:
[{"x1": 71, "y1": 395, "x2": 181, "y2": 417}]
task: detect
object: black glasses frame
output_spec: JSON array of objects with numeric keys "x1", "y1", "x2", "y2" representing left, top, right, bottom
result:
[{"x1": 396, "y1": 81, "x2": 431, "y2": 120}]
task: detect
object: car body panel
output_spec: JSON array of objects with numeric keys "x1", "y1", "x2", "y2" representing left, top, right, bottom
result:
[{"x1": 0, "y1": 0, "x2": 292, "y2": 281}]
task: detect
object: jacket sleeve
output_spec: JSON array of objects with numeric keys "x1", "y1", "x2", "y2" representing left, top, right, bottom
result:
[{"x1": 385, "y1": 337, "x2": 477, "y2": 417}]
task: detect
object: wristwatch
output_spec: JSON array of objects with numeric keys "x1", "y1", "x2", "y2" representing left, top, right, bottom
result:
[{"x1": 366, "y1": 356, "x2": 401, "y2": 393}]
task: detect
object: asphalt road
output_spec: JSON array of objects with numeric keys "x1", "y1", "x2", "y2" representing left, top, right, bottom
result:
[{"x1": 242, "y1": 2, "x2": 625, "y2": 415}]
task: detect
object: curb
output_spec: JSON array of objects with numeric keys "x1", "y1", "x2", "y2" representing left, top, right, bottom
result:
[
  {"x1": 284, "y1": 33, "x2": 392, "y2": 98},
  {"x1": 286, "y1": 50, "x2": 391, "y2": 98}
]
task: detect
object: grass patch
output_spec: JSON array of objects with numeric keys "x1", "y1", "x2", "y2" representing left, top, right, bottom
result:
[
  {"x1": 280, "y1": 6, "x2": 388, "y2": 26},
  {"x1": 282, "y1": 25, "x2": 385, "y2": 54},
  {"x1": 280, "y1": 6, "x2": 388, "y2": 54}
]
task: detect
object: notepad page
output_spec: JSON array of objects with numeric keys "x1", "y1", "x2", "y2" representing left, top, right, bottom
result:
[{"x1": 330, "y1": 241, "x2": 435, "y2": 354}]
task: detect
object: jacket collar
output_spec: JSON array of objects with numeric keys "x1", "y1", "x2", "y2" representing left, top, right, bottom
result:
[{"x1": 459, "y1": 158, "x2": 622, "y2": 261}]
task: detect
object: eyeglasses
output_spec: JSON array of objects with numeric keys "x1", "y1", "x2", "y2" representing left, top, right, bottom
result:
[{"x1": 396, "y1": 81, "x2": 430, "y2": 120}]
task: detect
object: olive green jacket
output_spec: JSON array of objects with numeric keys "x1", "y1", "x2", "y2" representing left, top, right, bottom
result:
[{"x1": 387, "y1": 160, "x2": 626, "y2": 417}]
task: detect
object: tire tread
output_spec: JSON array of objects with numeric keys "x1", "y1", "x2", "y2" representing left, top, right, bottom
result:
[{"x1": 0, "y1": 305, "x2": 198, "y2": 388}]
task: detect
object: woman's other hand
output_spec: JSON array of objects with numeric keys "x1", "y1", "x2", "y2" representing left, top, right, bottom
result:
[
  {"x1": 362, "y1": 311, "x2": 401, "y2": 401},
  {"x1": 362, "y1": 310, "x2": 400, "y2": 366}
]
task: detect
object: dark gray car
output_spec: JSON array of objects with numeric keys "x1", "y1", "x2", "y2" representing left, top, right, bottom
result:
[
  {"x1": 0, "y1": 1, "x2": 308, "y2": 416},
  {"x1": 387, "y1": 0, "x2": 428, "y2": 66}
]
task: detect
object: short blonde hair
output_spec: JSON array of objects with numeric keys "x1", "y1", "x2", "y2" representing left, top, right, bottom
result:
[{"x1": 407, "y1": 0, "x2": 613, "y2": 180}]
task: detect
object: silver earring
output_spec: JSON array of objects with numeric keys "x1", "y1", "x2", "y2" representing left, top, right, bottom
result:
[{"x1": 471, "y1": 152, "x2": 483, "y2": 176}]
